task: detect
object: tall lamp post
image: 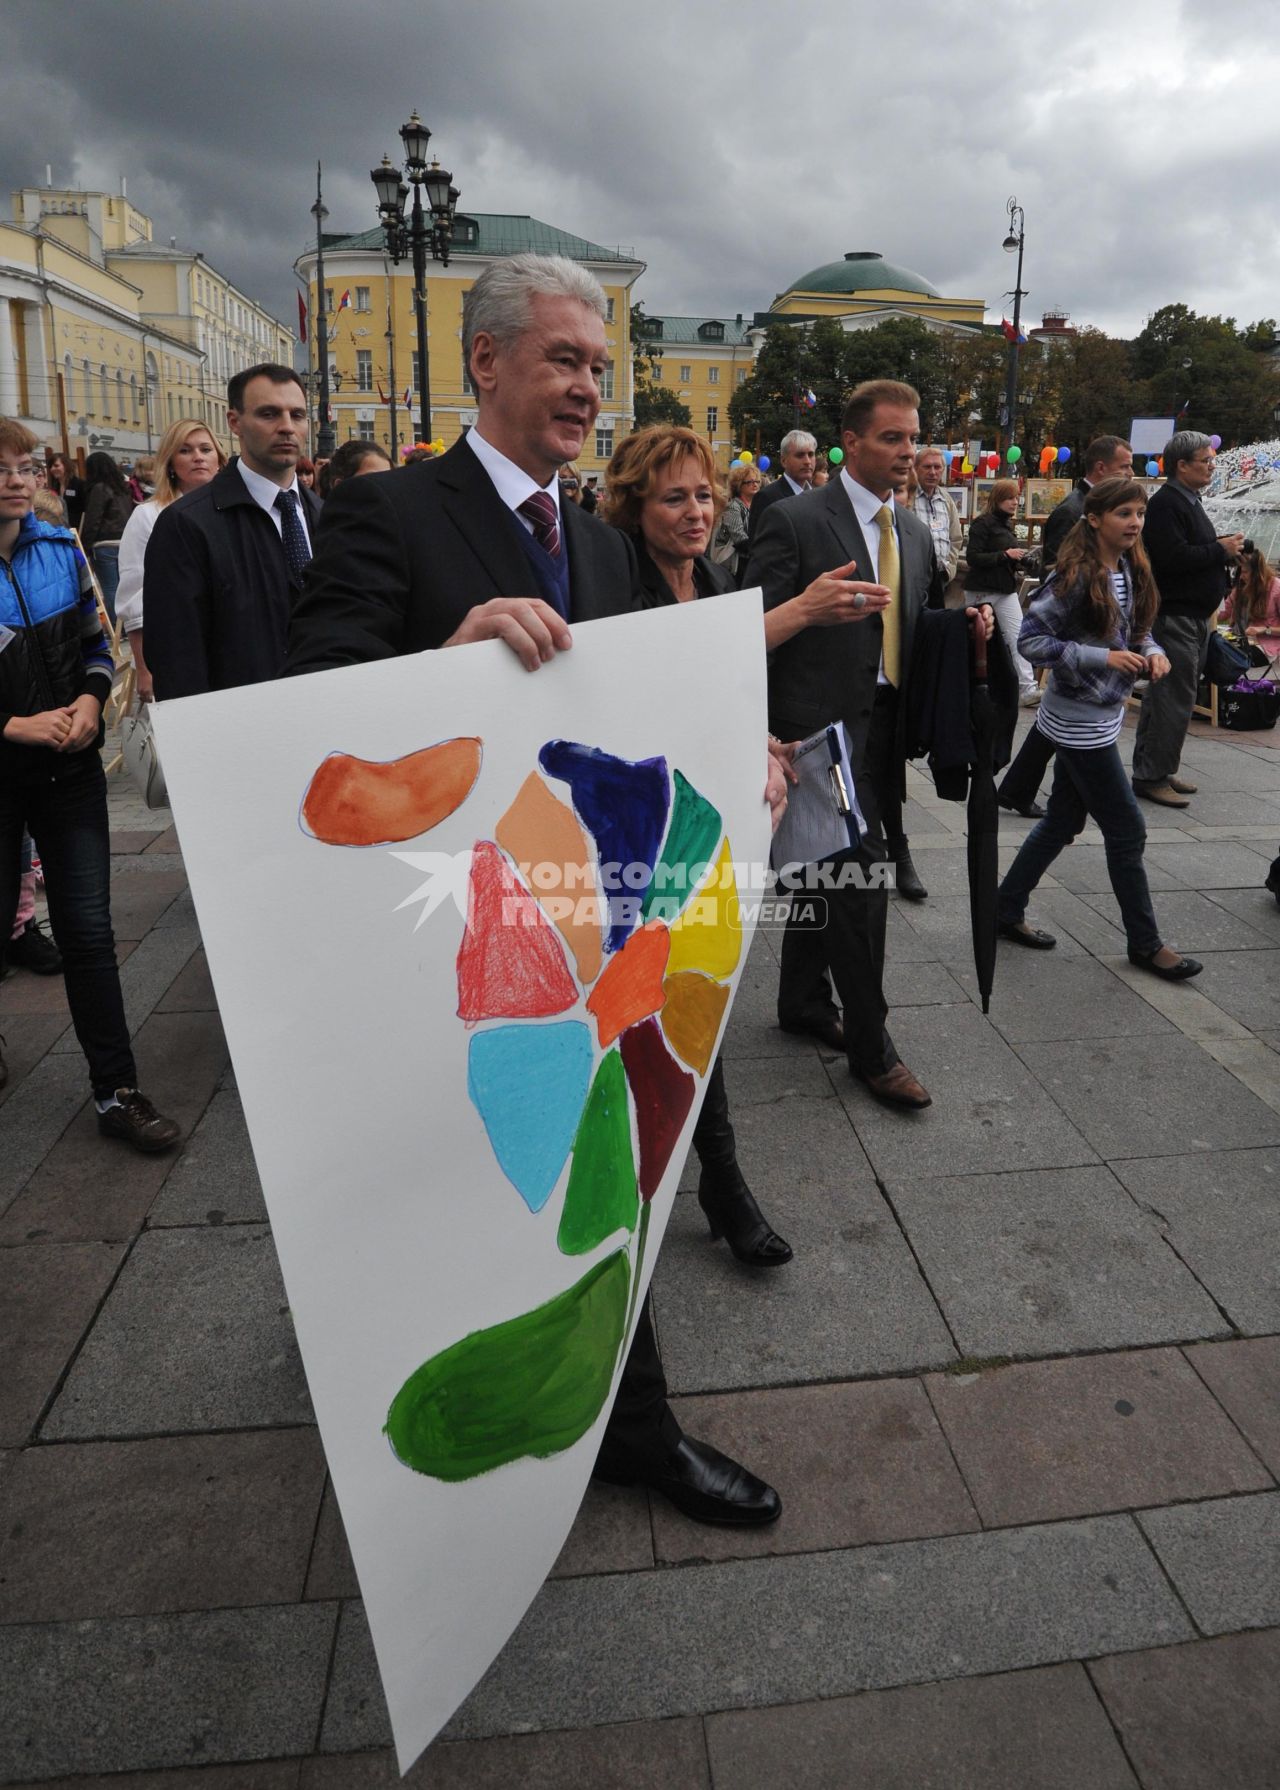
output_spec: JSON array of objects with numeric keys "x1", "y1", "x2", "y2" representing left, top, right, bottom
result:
[
  {"x1": 371, "y1": 112, "x2": 459, "y2": 445},
  {"x1": 1001, "y1": 196, "x2": 1026, "y2": 462},
  {"x1": 311, "y1": 163, "x2": 335, "y2": 459}
]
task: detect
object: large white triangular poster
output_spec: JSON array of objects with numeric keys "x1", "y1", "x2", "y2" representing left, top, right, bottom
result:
[{"x1": 154, "y1": 594, "x2": 768, "y2": 1773}]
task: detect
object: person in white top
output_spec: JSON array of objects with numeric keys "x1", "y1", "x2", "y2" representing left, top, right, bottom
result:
[{"x1": 115, "y1": 420, "x2": 225, "y2": 701}]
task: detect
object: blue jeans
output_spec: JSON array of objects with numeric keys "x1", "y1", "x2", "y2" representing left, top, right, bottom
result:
[
  {"x1": 0, "y1": 749, "x2": 136, "y2": 1097},
  {"x1": 997, "y1": 737, "x2": 1162, "y2": 957},
  {"x1": 93, "y1": 543, "x2": 120, "y2": 624}
]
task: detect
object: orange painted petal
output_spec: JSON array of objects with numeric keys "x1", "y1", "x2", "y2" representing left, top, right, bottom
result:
[
  {"x1": 660, "y1": 971, "x2": 730, "y2": 1076},
  {"x1": 302, "y1": 738, "x2": 482, "y2": 846},
  {"x1": 585, "y1": 920, "x2": 670, "y2": 1050},
  {"x1": 495, "y1": 771, "x2": 603, "y2": 986}
]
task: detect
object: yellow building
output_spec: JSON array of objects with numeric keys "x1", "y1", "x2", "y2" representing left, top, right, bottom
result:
[
  {"x1": 635, "y1": 314, "x2": 755, "y2": 470},
  {"x1": 295, "y1": 214, "x2": 644, "y2": 476},
  {"x1": 767, "y1": 250, "x2": 985, "y2": 331},
  {"x1": 3, "y1": 183, "x2": 292, "y2": 460}
]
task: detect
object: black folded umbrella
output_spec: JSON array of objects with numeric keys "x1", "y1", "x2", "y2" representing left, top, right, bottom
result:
[{"x1": 966, "y1": 610, "x2": 1000, "y2": 1014}]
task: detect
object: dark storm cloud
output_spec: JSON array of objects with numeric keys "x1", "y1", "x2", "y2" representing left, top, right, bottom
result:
[{"x1": 2, "y1": 0, "x2": 1276, "y2": 339}]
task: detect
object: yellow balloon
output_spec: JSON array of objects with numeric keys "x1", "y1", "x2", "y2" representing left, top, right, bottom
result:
[
  {"x1": 961, "y1": 459, "x2": 973, "y2": 474},
  {"x1": 740, "y1": 451, "x2": 754, "y2": 463}
]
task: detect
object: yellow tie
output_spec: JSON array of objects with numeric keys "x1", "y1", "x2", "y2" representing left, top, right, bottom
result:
[{"x1": 876, "y1": 505, "x2": 901, "y2": 686}]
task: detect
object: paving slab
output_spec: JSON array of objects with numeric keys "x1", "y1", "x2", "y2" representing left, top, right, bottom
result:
[
  {"x1": 22, "y1": 1767, "x2": 300, "y2": 1789},
  {"x1": 108, "y1": 869, "x2": 189, "y2": 941},
  {"x1": 705, "y1": 1662, "x2": 1138, "y2": 1790},
  {"x1": 0, "y1": 1602, "x2": 335, "y2": 1781},
  {"x1": 303, "y1": 1718, "x2": 709, "y2": 1788},
  {"x1": 0, "y1": 1428, "x2": 326, "y2": 1623},
  {"x1": 899, "y1": 892, "x2": 1087, "y2": 965},
  {"x1": 950, "y1": 949, "x2": 1176, "y2": 1044},
  {"x1": 831, "y1": 1004, "x2": 1099, "y2": 1182},
  {"x1": 0, "y1": 1054, "x2": 94, "y2": 1217},
  {"x1": 42, "y1": 1226, "x2": 312, "y2": 1439},
  {"x1": 1013, "y1": 884, "x2": 1131, "y2": 958},
  {"x1": 1200, "y1": 1035, "x2": 1280, "y2": 1116},
  {"x1": 108, "y1": 827, "x2": 171, "y2": 855},
  {"x1": 1138, "y1": 1492, "x2": 1280, "y2": 1633},
  {"x1": 924, "y1": 1348, "x2": 1271, "y2": 1528},
  {"x1": 304, "y1": 1479, "x2": 360, "y2": 1602},
  {"x1": 1015, "y1": 1033, "x2": 1280, "y2": 1160},
  {"x1": 0, "y1": 1009, "x2": 227, "y2": 1245},
  {"x1": 652, "y1": 1379, "x2": 978, "y2": 1564},
  {"x1": 1181, "y1": 949, "x2": 1280, "y2": 1031},
  {"x1": 151, "y1": 886, "x2": 197, "y2": 930},
  {"x1": 1098, "y1": 958, "x2": 1252, "y2": 1042},
  {"x1": 0, "y1": 1240, "x2": 124, "y2": 1447},
  {"x1": 716, "y1": 944, "x2": 820, "y2": 1062},
  {"x1": 887, "y1": 1166, "x2": 1227, "y2": 1357},
  {"x1": 1184, "y1": 1337, "x2": 1280, "y2": 1477},
  {"x1": 148, "y1": 1088, "x2": 267, "y2": 1227},
  {"x1": 143, "y1": 824, "x2": 182, "y2": 853},
  {"x1": 882, "y1": 957, "x2": 970, "y2": 1007},
  {"x1": 1048, "y1": 843, "x2": 1188, "y2": 894},
  {"x1": 153, "y1": 946, "x2": 216, "y2": 1012},
  {"x1": 114, "y1": 918, "x2": 204, "y2": 1039},
  {"x1": 0, "y1": 1014, "x2": 68, "y2": 1113},
  {"x1": 1206, "y1": 886, "x2": 1280, "y2": 943},
  {"x1": 720, "y1": 1052, "x2": 836, "y2": 1108},
  {"x1": 549, "y1": 1479, "x2": 655, "y2": 1578},
  {"x1": 652, "y1": 1106, "x2": 955, "y2": 1392},
  {"x1": 1144, "y1": 839, "x2": 1274, "y2": 890},
  {"x1": 1083, "y1": 886, "x2": 1279, "y2": 952},
  {"x1": 1113, "y1": 1148, "x2": 1280, "y2": 1334},
  {"x1": 1090, "y1": 1629, "x2": 1280, "y2": 1790}
]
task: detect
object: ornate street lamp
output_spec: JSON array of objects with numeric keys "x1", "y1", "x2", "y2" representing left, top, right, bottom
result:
[
  {"x1": 1001, "y1": 197, "x2": 1026, "y2": 463},
  {"x1": 371, "y1": 112, "x2": 459, "y2": 443},
  {"x1": 311, "y1": 163, "x2": 335, "y2": 458}
]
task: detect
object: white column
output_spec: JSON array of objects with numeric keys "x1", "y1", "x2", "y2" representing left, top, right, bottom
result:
[{"x1": 0, "y1": 297, "x2": 16, "y2": 417}]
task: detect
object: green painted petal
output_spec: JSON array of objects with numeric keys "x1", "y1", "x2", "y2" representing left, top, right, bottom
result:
[
  {"x1": 385, "y1": 1249, "x2": 631, "y2": 1480},
  {"x1": 557, "y1": 1050, "x2": 639, "y2": 1255},
  {"x1": 641, "y1": 770, "x2": 723, "y2": 923}
]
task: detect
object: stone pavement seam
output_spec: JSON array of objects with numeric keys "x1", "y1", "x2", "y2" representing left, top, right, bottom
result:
[
  {"x1": 1079, "y1": 1658, "x2": 1155, "y2": 1790},
  {"x1": 312, "y1": 1576, "x2": 347, "y2": 1760},
  {"x1": 1114, "y1": 1180, "x2": 1245, "y2": 1346},
  {"x1": 1177, "y1": 1344, "x2": 1280, "y2": 1490},
  {"x1": 21, "y1": 1230, "x2": 147, "y2": 1450},
  {"x1": 1127, "y1": 1506, "x2": 1208, "y2": 1646}
]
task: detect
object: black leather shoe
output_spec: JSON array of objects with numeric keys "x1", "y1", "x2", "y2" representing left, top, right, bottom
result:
[
  {"x1": 698, "y1": 1169, "x2": 792, "y2": 1267},
  {"x1": 780, "y1": 1014, "x2": 844, "y2": 1052},
  {"x1": 1127, "y1": 948, "x2": 1203, "y2": 981},
  {"x1": 598, "y1": 1435, "x2": 782, "y2": 1526},
  {"x1": 893, "y1": 850, "x2": 928, "y2": 902},
  {"x1": 998, "y1": 794, "x2": 1046, "y2": 819},
  {"x1": 997, "y1": 919, "x2": 1057, "y2": 950},
  {"x1": 7, "y1": 917, "x2": 62, "y2": 975}
]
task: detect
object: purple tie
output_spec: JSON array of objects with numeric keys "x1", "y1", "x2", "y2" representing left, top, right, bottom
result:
[{"x1": 517, "y1": 490, "x2": 561, "y2": 559}]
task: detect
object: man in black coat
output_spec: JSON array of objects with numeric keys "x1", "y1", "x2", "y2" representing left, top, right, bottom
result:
[
  {"x1": 746, "y1": 379, "x2": 991, "y2": 1110},
  {"x1": 145, "y1": 365, "x2": 319, "y2": 698},
  {"x1": 286, "y1": 253, "x2": 779, "y2": 1530},
  {"x1": 1132, "y1": 431, "x2": 1243, "y2": 808},
  {"x1": 998, "y1": 434, "x2": 1134, "y2": 818},
  {"x1": 746, "y1": 428, "x2": 816, "y2": 540}
]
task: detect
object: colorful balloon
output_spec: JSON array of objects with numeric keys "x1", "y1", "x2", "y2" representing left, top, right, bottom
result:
[
  {"x1": 828, "y1": 446, "x2": 844, "y2": 465},
  {"x1": 1209, "y1": 434, "x2": 1222, "y2": 450},
  {"x1": 961, "y1": 459, "x2": 973, "y2": 475},
  {"x1": 740, "y1": 451, "x2": 754, "y2": 464},
  {"x1": 757, "y1": 455, "x2": 771, "y2": 471},
  {"x1": 1146, "y1": 459, "x2": 1160, "y2": 477},
  {"x1": 1057, "y1": 446, "x2": 1071, "y2": 463},
  {"x1": 1007, "y1": 445, "x2": 1022, "y2": 464}
]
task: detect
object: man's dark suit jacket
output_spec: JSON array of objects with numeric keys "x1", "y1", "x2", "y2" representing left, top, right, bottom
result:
[
  {"x1": 744, "y1": 478, "x2": 936, "y2": 784},
  {"x1": 1040, "y1": 480, "x2": 1088, "y2": 569},
  {"x1": 145, "y1": 458, "x2": 322, "y2": 699},
  {"x1": 286, "y1": 439, "x2": 641, "y2": 675},
  {"x1": 1142, "y1": 479, "x2": 1231, "y2": 620},
  {"x1": 746, "y1": 475, "x2": 806, "y2": 541}
]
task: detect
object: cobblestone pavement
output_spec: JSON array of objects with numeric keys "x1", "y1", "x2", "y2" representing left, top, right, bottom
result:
[{"x1": 2, "y1": 713, "x2": 1279, "y2": 1788}]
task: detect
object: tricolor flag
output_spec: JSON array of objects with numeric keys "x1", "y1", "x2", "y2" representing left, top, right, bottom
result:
[
  {"x1": 403, "y1": 388, "x2": 412, "y2": 409},
  {"x1": 1001, "y1": 318, "x2": 1027, "y2": 346},
  {"x1": 378, "y1": 382, "x2": 388, "y2": 405},
  {"x1": 805, "y1": 389, "x2": 817, "y2": 408},
  {"x1": 296, "y1": 290, "x2": 308, "y2": 343},
  {"x1": 338, "y1": 289, "x2": 352, "y2": 312}
]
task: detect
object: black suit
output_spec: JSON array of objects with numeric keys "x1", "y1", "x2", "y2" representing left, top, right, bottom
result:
[
  {"x1": 745, "y1": 480, "x2": 936, "y2": 1076},
  {"x1": 285, "y1": 437, "x2": 677, "y2": 1475},
  {"x1": 1039, "y1": 481, "x2": 1088, "y2": 570},
  {"x1": 746, "y1": 474, "x2": 808, "y2": 541}
]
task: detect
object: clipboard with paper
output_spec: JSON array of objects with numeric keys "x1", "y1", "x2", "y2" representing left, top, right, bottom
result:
[{"x1": 769, "y1": 722, "x2": 866, "y2": 871}]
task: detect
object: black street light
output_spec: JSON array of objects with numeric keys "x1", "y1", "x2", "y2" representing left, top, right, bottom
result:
[
  {"x1": 311, "y1": 163, "x2": 335, "y2": 459},
  {"x1": 371, "y1": 112, "x2": 459, "y2": 444},
  {"x1": 1001, "y1": 196, "x2": 1026, "y2": 465}
]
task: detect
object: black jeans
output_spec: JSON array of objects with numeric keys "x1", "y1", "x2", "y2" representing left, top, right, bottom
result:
[
  {"x1": 997, "y1": 737, "x2": 1162, "y2": 957},
  {"x1": 0, "y1": 749, "x2": 136, "y2": 1097},
  {"x1": 998, "y1": 725, "x2": 1056, "y2": 808}
]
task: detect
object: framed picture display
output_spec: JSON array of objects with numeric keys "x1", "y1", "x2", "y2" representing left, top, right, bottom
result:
[
  {"x1": 971, "y1": 477, "x2": 998, "y2": 514},
  {"x1": 1025, "y1": 477, "x2": 1073, "y2": 520},
  {"x1": 947, "y1": 483, "x2": 971, "y2": 520}
]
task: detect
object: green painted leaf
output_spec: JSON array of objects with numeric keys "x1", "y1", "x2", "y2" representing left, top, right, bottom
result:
[
  {"x1": 385, "y1": 1249, "x2": 631, "y2": 1481},
  {"x1": 557, "y1": 1049, "x2": 638, "y2": 1255},
  {"x1": 641, "y1": 769, "x2": 723, "y2": 923}
]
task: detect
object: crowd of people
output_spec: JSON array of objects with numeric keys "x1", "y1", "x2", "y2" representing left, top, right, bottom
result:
[{"x1": 3, "y1": 249, "x2": 1276, "y2": 1528}]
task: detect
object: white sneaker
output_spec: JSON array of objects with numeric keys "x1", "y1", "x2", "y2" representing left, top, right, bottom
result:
[{"x1": 1019, "y1": 690, "x2": 1042, "y2": 708}]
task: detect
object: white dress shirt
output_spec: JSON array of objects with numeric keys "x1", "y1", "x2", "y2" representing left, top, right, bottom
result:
[
  {"x1": 840, "y1": 467, "x2": 900, "y2": 684},
  {"x1": 783, "y1": 472, "x2": 810, "y2": 497},
  {"x1": 236, "y1": 460, "x2": 312, "y2": 552},
  {"x1": 465, "y1": 427, "x2": 562, "y2": 533}
]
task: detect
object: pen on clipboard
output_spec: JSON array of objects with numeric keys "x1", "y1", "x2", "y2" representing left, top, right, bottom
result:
[{"x1": 828, "y1": 761, "x2": 852, "y2": 815}]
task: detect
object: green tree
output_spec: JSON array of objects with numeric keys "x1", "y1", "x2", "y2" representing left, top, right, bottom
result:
[
  {"x1": 1047, "y1": 328, "x2": 1139, "y2": 452},
  {"x1": 632, "y1": 383, "x2": 692, "y2": 429},
  {"x1": 1132, "y1": 305, "x2": 1280, "y2": 445}
]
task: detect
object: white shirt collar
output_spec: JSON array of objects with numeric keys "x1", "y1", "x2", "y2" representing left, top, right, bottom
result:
[
  {"x1": 237, "y1": 457, "x2": 302, "y2": 513},
  {"x1": 840, "y1": 466, "x2": 895, "y2": 533},
  {"x1": 783, "y1": 472, "x2": 809, "y2": 496},
  {"x1": 465, "y1": 427, "x2": 562, "y2": 526}
]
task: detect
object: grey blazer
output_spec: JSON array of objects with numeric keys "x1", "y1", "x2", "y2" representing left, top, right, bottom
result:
[{"x1": 744, "y1": 478, "x2": 936, "y2": 777}]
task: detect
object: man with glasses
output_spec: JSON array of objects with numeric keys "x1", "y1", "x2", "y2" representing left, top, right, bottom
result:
[
  {"x1": 1131, "y1": 432, "x2": 1244, "y2": 809},
  {"x1": 0, "y1": 418, "x2": 180, "y2": 1146},
  {"x1": 911, "y1": 447, "x2": 962, "y2": 587}
]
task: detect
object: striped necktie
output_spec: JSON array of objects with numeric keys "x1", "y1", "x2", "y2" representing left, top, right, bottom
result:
[
  {"x1": 876, "y1": 505, "x2": 901, "y2": 686},
  {"x1": 517, "y1": 490, "x2": 561, "y2": 559}
]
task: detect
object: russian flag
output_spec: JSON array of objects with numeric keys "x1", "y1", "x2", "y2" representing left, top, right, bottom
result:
[
  {"x1": 805, "y1": 389, "x2": 817, "y2": 408},
  {"x1": 337, "y1": 289, "x2": 352, "y2": 311}
]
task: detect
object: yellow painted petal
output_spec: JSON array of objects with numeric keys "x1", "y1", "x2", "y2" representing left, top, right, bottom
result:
[{"x1": 665, "y1": 837, "x2": 741, "y2": 982}]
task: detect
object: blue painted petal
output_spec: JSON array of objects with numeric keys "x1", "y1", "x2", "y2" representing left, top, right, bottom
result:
[
  {"x1": 467, "y1": 1021, "x2": 594, "y2": 1212},
  {"x1": 538, "y1": 741, "x2": 669, "y2": 954}
]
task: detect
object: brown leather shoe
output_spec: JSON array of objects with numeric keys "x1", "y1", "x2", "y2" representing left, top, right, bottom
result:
[
  {"x1": 780, "y1": 1015, "x2": 845, "y2": 1052},
  {"x1": 1134, "y1": 780, "x2": 1190, "y2": 809},
  {"x1": 856, "y1": 1063, "x2": 932, "y2": 1109},
  {"x1": 1167, "y1": 775, "x2": 1198, "y2": 795}
]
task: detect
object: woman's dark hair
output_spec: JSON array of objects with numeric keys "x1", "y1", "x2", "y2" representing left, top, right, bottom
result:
[
  {"x1": 318, "y1": 438, "x2": 392, "y2": 498},
  {"x1": 1235, "y1": 543, "x2": 1277, "y2": 627},
  {"x1": 84, "y1": 451, "x2": 127, "y2": 494},
  {"x1": 1055, "y1": 477, "x2": 1158, "y2": 640}
]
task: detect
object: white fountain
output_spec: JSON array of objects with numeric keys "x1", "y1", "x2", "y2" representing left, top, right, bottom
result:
[{"x1": 1203, "y1": 439, "x2": 1280, "y2": 560}]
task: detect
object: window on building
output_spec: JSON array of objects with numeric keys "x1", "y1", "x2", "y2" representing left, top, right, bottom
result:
[
  {"x1": 99, "y1": 364, "x2": 109, "y2": 418},
  {"x1": 411, "y1": 352, "x2": 420, "y2": 392},
  {"x1": 651, "y1": 364, "x2": 663, "y2": 383},
  {"x1": 679, "y1": 364, "x2": 691, "y2": 383},
  {"x1": 130, "y1": 373, "x2": 139, "y2": 422},
  {"x1": 115, "y1": 370, "x2": 124, "y2": 418},
  {"x1": 595, "y1": 423, "x2": 614, "y2": 460},
  {"x1": 707, "y1": 406, "x2": 718, "y2": 436},
  {"x1": 357, "y1": 419, "x2": 376, "y2": 441},
  {"x1": 707, "y1": 365, "x2": 719, "y2": 385},
  {"x1": 82, "y1": 358, "x2": 92, "y2": 414},
  {"x1": 736, "y1": 367, "x2": 747, "y2": 385},
  {"x1": 599, "y1": 359, "x2": 615, "y2": 401},
  {"x1": 355, "y1": 287, "x2": 371, "y2": 312},
  {"x1": 356, "y1": 350, "x2": 373, "y2": 391},
  {"x1": 63, "y1": 354, "x2": 74, "y2": 413},
  {"x1": 324, "y1": 289, "x2": 333, "y2": 313},
  {"x1": 605, "y1": 297, "x2": 615, "y2": 323}
]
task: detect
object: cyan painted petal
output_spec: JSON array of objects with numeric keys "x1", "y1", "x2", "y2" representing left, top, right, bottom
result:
[{"x1": 467, "y1": 1021, "x2": 594, "y2": 1212}]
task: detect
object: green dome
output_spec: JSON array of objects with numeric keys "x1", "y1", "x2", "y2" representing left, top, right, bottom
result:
[{"x1": 784, "y1": 250, "x2": 940, "y2": 300}]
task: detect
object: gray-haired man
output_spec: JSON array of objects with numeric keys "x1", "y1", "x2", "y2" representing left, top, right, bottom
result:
[
  {"x1": 1132, "y1": 431, "x2": 1243, "y2": 808},
  {"x1": 748, "y1": 428, "x2": 817, "y2": 540}
]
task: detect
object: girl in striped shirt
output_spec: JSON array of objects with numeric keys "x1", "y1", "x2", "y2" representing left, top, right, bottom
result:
[{"x1": 995, "y1": 478, "x2": 1203, "y2": 981}]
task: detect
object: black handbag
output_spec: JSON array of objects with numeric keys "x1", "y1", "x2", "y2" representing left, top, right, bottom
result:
[
  {"x1": 1218, "y1": 677, "x2": 1280, "y2": 732},
  {"x1": 1205, "y1": 630, "x2": 1251, "y2": 685}
]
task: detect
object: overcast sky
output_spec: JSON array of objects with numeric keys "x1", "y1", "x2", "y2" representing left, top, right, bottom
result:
[{"x1": 3, "y1": 0, "x2": 1276, "y2": 344}]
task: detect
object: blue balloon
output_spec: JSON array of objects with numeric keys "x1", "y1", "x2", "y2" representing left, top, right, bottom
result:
[
  {"x1": 757, "y1": 455, "x2": 771, "y2": 472},
  {"x1": 1057, "y1": 446, "x2": 1071, "y2": 463},
  {"x1": 1146, "y1": 459, "x2": 1160, "y2": 477}
]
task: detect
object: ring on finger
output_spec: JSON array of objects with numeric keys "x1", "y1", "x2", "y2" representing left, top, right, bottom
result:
[{"x1": 853, "y1": 592, "x2": 866, "y2": 609}]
